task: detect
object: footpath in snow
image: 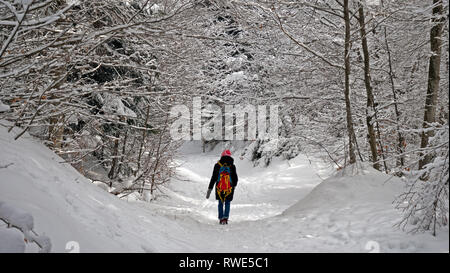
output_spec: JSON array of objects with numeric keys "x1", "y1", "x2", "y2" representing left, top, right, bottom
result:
[{"x1": 0, "y1": 124, "x2": 448, "y2": 252}]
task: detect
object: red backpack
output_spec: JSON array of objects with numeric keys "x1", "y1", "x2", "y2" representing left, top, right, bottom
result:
[{"x1": 216, "y1": 162, "x2": 233, "y2": 202}]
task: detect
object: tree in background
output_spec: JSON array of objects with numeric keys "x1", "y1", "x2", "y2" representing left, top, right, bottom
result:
[
  {"x1": 419, "y1": 0, "x2": 445, "y2": 171},
  {"x1": 396, "y1": 0, "x2": 448, "y2": 236}
]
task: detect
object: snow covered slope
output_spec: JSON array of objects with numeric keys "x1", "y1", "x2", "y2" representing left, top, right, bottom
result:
[
  {"x1": 0, "y1": 124, "x2": 201, "y2": 252},
  {"x1": 0, "y1": 123, "x2": 448, "y2": 252},
  {"x1": 281, "y1": 166, "x2": 449, "y2": 252}
]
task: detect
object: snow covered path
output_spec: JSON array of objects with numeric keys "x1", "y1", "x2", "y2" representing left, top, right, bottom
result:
[
  {"x1": 154, "y1": 146, "x2": 329, "y2": 224},
  {"x1": 146, "y1": 145, "x2": 333, "y2": 251},
  {"x1": 137, "y1": 144, "x2": 449, "y2": 253},
  {"x1": 0, "y1": 125, "x2": 448, "y2": 252}
]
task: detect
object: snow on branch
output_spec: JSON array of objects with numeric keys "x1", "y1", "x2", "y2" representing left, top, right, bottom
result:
[
  {"x1": 395, "y1": 125, "x2": 449, "y2": 236},
  {"x1": 0, "y1": 0, "x2": 75, "y2": 60},
  {"x1": 0, "y1": 201, "x2": 51, "y2": 253}
]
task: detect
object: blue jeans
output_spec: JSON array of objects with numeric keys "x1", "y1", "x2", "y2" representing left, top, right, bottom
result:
[{"x1": 218, "y1": 200, "x2": 231, "y2": 219}]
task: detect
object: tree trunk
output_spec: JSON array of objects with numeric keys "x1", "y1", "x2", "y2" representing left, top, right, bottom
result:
[
  {"x1": 383, "y1": 24, "x2": 405, "y2": 168},
  {"x1": 419, "y1": 0, "x2": 444, "y2": 170},
  {"x1": 108, "y1": 130, "x2": 120, "y2": 180},
  {"x1": 357, "y1": 2, "x2": 380, "y2": 170},
  {"x1": 116, "y1": 129, "x2": 128, "y2": 176},
  {"x1": 137, "y1": 104, "x2": 151, "y2": 174},
  {"x1": 344, "y1": 0, "x2": 356, "y2": 165}
]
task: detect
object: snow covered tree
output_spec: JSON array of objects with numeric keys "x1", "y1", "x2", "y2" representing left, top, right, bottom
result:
[
  {"x1": 419, "y1": 0, "x2": 446, "y2": 170},
  {"x1": 395, "y1": 0, "x2": 449, "y2": 236},
  {"x1": 396, "y1": 124, "x2": 449, "y2": 235},
  {"x1": 0, "y1": 0, "x2": 207, "y2": 200}
]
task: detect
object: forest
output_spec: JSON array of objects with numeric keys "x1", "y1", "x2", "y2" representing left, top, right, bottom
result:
[{"x1": 0, "y1": 0, "x2": 448, "y2": 252}]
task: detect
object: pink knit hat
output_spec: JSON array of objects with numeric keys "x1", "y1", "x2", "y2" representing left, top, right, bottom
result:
[{"x1": 221, "y1": 149, "x2": 232, "y2": 157}]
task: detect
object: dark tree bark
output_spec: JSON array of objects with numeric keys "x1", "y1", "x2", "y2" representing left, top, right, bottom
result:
[
  {"x1": 384, "y1": 25, "x2": 405, "y2": 168},
  {"x1": 419, "y1": 0, "x2": 444, "y2": 170},
  {"x1": 108, "y1": 130, "x2": 120, "y2": 180},
  {"x1": 357, "y1": 1, "x2": 380, "y2": 170},
  {"x1": 344, "y1": 0, "x2": 357, "y2": 165},
  {"x1": 116, "y1": 129, "x2": 128, "y2": 176},
  {"x1": 137, "y1": 103, "x2": 151, "y2": 174}
]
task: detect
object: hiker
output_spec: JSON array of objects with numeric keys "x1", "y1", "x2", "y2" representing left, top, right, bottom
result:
[{"x1": 206, "y1": 149, "x2": 238, "y2": 225}]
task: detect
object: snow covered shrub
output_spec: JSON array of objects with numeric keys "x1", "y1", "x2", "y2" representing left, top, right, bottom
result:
[
  {"x1": 241, "y1": 138, "x2": 301, "y2": 167},
  {"x1": 396, "y1": 124, "x2": 449, "y2": 235},
  {"x1": 0, "y1": 0, "x2": 195, "y2": 201}
]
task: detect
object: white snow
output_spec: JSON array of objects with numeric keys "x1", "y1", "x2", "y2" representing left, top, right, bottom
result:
[
  {"x1": 101, "y1": 95, "x2": 137, "y2": 118},
  {"x1": 0, "y1": 201, "x2": 52, "y2": 252},
  {"x1": 150, "y1": 4, "x2": 162, "y2": 14},
  {"x1": 0, "y1": 124, "x2": 448, "y2": 252},
  {"x1": 223, "y1": 71, "x2": 246, "y2": 84},
  {"x1": 0, "y1": 227, "x2": 25, "y2": 253},
  {"x1": 0, "y1": 201, "x2": 34, "y2": 232},
  {"x1": 0, "y1": 101, "x2": 10, "y2": 113}
]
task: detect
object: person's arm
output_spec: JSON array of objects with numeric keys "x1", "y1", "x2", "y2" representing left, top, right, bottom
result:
[
  {"x1": 208, "y1": 164, "x2": 219, "y2": 189},
  {"x1": 231, "y1": 165, "x2": 238, "y2": 187},
  {"x1": 206, "y1": 164, "x2": 219, "y2": 199}
]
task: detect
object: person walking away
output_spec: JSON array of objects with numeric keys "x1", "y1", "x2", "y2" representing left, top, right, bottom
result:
[{"x1": 206, "y1": 150, "x2": 238, "y2": 225}]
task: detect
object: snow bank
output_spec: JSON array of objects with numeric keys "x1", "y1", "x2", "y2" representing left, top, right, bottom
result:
[
  {"x1": 283, "y1": 165, "x2": 404, "y2": 214},
  {"x1": 0, "y1": 201, "x2": 52, "y2": 252},
  {"x1": 0, "y1": 123, "x2": 201, "y2": 252},
  {"x1": 0, "y1": 228, "x2": 25, "y2": 253},
  {"x1": 277, "y1": 164, "x2": 449, "y2": 252},
  {"x1": 0, "y1": 201, "x2": 34, "y2": 232}
]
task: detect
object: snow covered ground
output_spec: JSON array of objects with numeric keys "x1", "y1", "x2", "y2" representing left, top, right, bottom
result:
[{"x1": 0, "y1": 123, "x2": 448, "y2": 252}]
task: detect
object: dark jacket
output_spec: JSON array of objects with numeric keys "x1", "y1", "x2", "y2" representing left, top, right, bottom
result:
[{"x1": 208, "y1": 156, "x2": 238, "y2": 202}]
